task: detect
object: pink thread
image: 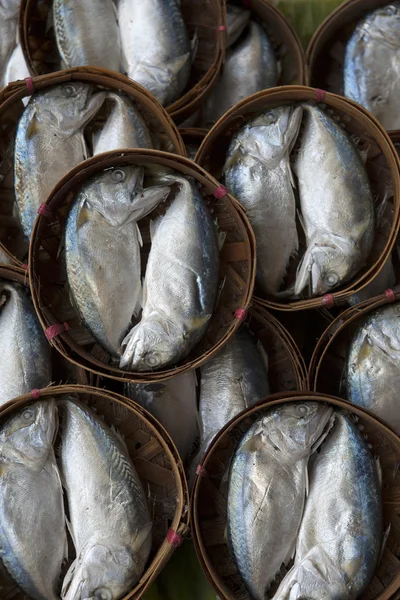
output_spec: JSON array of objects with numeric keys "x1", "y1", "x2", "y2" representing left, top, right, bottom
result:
[
  {"x1": 22, "y1": 263, "x2": 28, "y2": 271},
  {"x1": 196, "y1": 464, "x2": 208, "y2": 477},
  {"x1": 31, "y1": 389, "x2": 41, "y2": 399},
  {"x1": 25, "y1": 77, "x2": 35, "y2": 95},
  {"x1": 38, "y1": 203, "x2": 53, "y2": 219},
  {"x1": 214, "y1": 185, "x2": 228, "y2": 199},
  {"x1": 235, "y1": 308, "x2": 247, "y2": 321},
  {"x1": 385, "y1": 288, "x2": 396, "y2": 303},
  {"x1": 321, "y1": 294, "x2": 334, "y2": 308},
  {"x1": 315, "y1": 89, "x2": 326, "y2": 103},
  {"x1": 217, "y1": 25, "x2": 226, "y2": 32},
  {"x1": 167, "y1": 529, "x2": 183, "y2": 548},
  {"x1": 45, "y1": 322, "x2": 70, "y2": 340}
]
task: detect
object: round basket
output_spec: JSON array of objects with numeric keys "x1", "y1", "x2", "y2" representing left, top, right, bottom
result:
[
  {"x1": 191, "y1": 391, "x2": 400, "y2": 600},
  {"x1": 29, "y1": 148, "x2": 256, "y2": 383},
  {"x1": 19, "y1": 0, "x2": 225, "y2": 123},
  {"x1": 195, "y1": 84, "x2": 400, "y2": 311},
  {"x1": 0, "y1": 68, "x2": 186, "y2": 267},
  {"x1": 179, "y1": 127, "x2": 208, "y2": 160},
  {"x1": 0, "y1": 383, "x2": 189, "y2": 600},
  {"x1": 306, "y1": 0, "x2": 395, "y2": 97}
]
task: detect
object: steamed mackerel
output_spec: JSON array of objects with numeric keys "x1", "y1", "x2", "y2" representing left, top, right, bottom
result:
[
  {"x1": 294, "y1": 105, "x2": 374, "y2": 297},
  {"x1": 0, "y1": 399, "x2": 67, "y2": 600},
  {"x1": 65, "y1": 166, "x2": 170, "y2": 357},
  {"x1": 93, "y1": 92, "x2": 153, "y2": 154},
  {"x1": 345, "y1": 303, "x2": 400, "y2": 433},
  {"x1": 59, "y1": 397, "x2": 152, "y2": 600},
  {"x1": 118, "y1": 0, "x2": 190, "y2": 106},
  {"x1": 226, "y1": 5, "x2": 251, "y2": 48},
  {"x1": 344, "y1": 3, "x2": 400, "y2": 130},
  {"x1": 224, "y1": 106, "x2": 302, "y2": 296},
  {"x1": 53, "y1": 0, "x2": 121, "y2": 71},
  {"x1": 0, "y1": 1, "x2": 19, "y2": 87},
  {"x1": 203, "y1": 21, "x2": 277, "y2": 126},
  {"x1": 120, "y1": 173, "x2": 219, "y2": 371},
  {"x1": 0, "y1": 281, "x2": 51, "y2": 406},
  {"x1": 274, "y1": 412, "x2": 382, "y2": 600},
  {"x1": 228, "y1": 402, "x2": 334, "y2": 600},
  {"x1": 4, "y1": 43, "x2": 30, "y2": 88},
  {"x1": 14, "y1": 82, "x2": 105, "y2": 240}
]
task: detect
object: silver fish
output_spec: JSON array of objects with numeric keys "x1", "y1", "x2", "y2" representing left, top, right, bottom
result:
[
  {"x1": 93, "y1": 92, "x2": 153, "y2": 154},
  {"x1": 53, "y1": 0, "x2": 121, "y2": 71},
  {"x1": 224, "y1": 106, "x2": 302, "y2": 296},
  {"x1": 344, "y1": 3, "x2": 400, "y2": 130},
  {"x1": 345, "y1": 303, "x2": 400, "y2": 433},
  {"x1": 0, "y1": 2, "x2": 18, "y2": 87},
  {"x1": 0, "y1": 399, "x2": 67, "y2": 600},
  {"x1": 228, "y1": 402, "x2": 334, "y2": 600},
  {"x1": 197, "y1": 326, "x2": 270, "y2": 460},
  {"x1": 14, "y1": 82, "x2": 105, "y2": 240},
  {"x1": 203, "y1": 21, "x2": 277, "y2": 127},
  {"x1": 118, "y1": 0, "x2": 190, "y2": 106},
  {"x1": 274, "y1": 411, "x2": 382, "y2": 600},
  {"x1": 120, "y1": 174, "x2": 219, "y2": 371},
  {"x1": 0, "y1": 281, "x2": 51, "y2": 406},
  {"x1": 59, "y1": 397, "x2": 152, "y2": 600},
  {"x1": 226, "y1": 5, "x2": 251, "y2": 48},
  {"x1": 126, "y1": 370, "x2": 199, "y2": 462},
  {"x1": 65, "y1": 166, "x2": 170, "y2": 357},
  {"x1": 294, "y1": 105, "x2": 375, "y2": 297},
  {"x1": 4, "y1": 43, "x2": 30, "y2": 87}
]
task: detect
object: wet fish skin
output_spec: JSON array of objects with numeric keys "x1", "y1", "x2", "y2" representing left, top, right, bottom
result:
[
  {"x1": 65, "y1": 166, "x2": 170, "y2": 357},
  {"x1": 93, "y1": 92, "x2": 153, "y2": 154},
  {"x1": 203, "y1": 21, "x2": 277, "y2": 126},
  {"x1": 274, "y1": 411, "x2": 382, "y2": 600},
  {"x1": 14, "y1": 82, "x2": 105, "y2": 240},
  {"x1": 345, "y1": 303, "x2": 400, "y2": 433},
  {"x1": 53, "y1": 0, "x2": 120, "y2": 71},
  {"x1": 226, "y1": 5, "x2": 251, "y2": 48},
  {"x1": 294, "y1": 105, "x2": 374, "y2": 298},
  {"x1": 0, "y1": 399, "x2": 67, "y2": 600},
  {"x1": 59, "y1": 397, "x2": 152, "y2": 600},
  {"x1": 0, "y1": 2, "x2": 18, "y2": 87},
  {"x1": 344, "y1": 3, "x2": 400, "y2": 130},
  {"x1": 126, "y1": 370, "x2": 199, "y2": 461},
  {"x1": 228, "y1": 402, "x2": 334, "y2": 600},
  {"x1": 224, "y1": 106, "x2": 302, "y2": 296},
  {"x1": 4, "y1": 43, "x2": 30, "y2": 87},
  {"x1": 118, "y1": 0, "x2": 190, "y2": 106},
  {"x1": 120, "y1": 174, "x2": 219, "y2": 371},
  {"x1": 0, "y1": 281, "x2": 51, "y2": 407}
]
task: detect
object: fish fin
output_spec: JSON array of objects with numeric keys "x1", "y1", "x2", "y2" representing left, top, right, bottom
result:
[
  {"x1": 376, "y1": 457, "x2": 383, "y2": 487},
  {"x1": 61, "y1": 559, "x2": 76, "y2": 597},
  {"x1": 256, "y1": 338, "x2": 270, "y2": 376},
  {"x1": 149, "y1": 215, "x2": 163, "y2": 242},
  {"x1": 136, "y1": 222, "x2": 143, "y2": 248},
  {"x1": 379, "y1": 524, "x2": 391, "y2": 565},
  {"x1": 311, "y1": 412, "x2": 336, "y2": 454},
  {"x1": 296, "y1": 209, "x2": 307, "y2": 236},
  {"x1": 241, "y1": 432, "x2": 263, "y2": 453},
  {"x1": 293, "y1": 244, "x2": 313, "y2": 297},
  {"x1": 129, "y1": 185, "x2": 171, "y2": 224},
  {"x1": 187, "y1": 314, "x2": 212, "y2": 332},
  {"x1": 218, "y1": 229, "x2": 227, "y2": 250},
  {"x1": 190, "y1": 30, "x2": 199, "y2": 62},
  {"x1": 132, "y1": 522, "x2": 152, "y2": 553}
]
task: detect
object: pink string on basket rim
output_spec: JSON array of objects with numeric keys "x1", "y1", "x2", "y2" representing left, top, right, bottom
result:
[
  {"x1": 25, "y1": 77, "x2": 35, "y2": 95},
  {"x1": 384, "y1": 288, "x2": 396, "y2": 303},
  {"x1": 214, "y1": 185, "x2": 228, "y2": 199},
  {"x1": 37, "y1": 203, "x2": 53, "y2": 219},
  {"x1": 315, "y1": 89, "x2": 326, "y2": 103},
  {"x1": 167, "y1": 529, "x2": 183, "y2": 548},
  {"x1": 22, "y1": 263, "x2": 28, "y2": 271},
  {"x1": 321, "y1": 294, "x2": 334, "y2": 309},
  {"x1": 45, "y1": 322, "x2": 70, "y2": 341},
  {"x1": 31, "y1": 389, "x2": 41, "y2": 400},
  {"x1": 217, "y1": 25, "x2": 226, "y2": 32},
  {"x1": 196, "y1": 464, "x2": 208, "y2": 478},
  {"x1": 235, "y1": 308, "x2": 247, "y2": 321}
]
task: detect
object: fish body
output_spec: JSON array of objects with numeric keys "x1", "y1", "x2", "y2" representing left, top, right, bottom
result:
[
  {"x1": 126, "y1": 370, "x2": 198, "y2": 461},
  {"x1": 59, "y1": 397, "x2": 152, "y2": 600},
  {"x1": 0, "y1": 281, "x2": 51, "y2": 406},
  {"x1": 345, "y1": 303, "x2": 400, "y2": 433},
  {"x1": 65, "y1": 166, "x2": 170, "y2": 357},
  {"x1": 0, "y1": 2, "x2": 18, "y2": 87},
  {"x1": 294, "y1": 105, "x2": 374, "y2": 297},
  {"x1": 4, "y1": 43, "x2": 30, "y2": 87},
  {"x1": 0, "y1": 399, "x2": 67, "y2": 600},
  {"x1": 14, "y1": 82, "x2": 105, "y2": 240},
  {"x1": 344, "y1": 3, "x2": 400, "y2": 130},
  {"x1": 93, "y1": 92, "x2": 153, "y2": 154},
  {"x1": 120, "y1": 174, "x2": 219, "y2": 371},
  {"x1": 274, "y1": 411, "x2": 382, "y2": 600},
  {"x1": 226, "y1": 5, "x2": 251, "y2": 48},
  {"x1": 224, "y1": 106, "x2": 302, "y2": 296},
  {"x1": 53, "y1": 0, "x2": 120, "y2": 71},
  {"x1": 203, "y1": 21, "x2": 277, "y2": 126},
  {"x1": 118, "y1": 0, "x2": 190, "y2": 106},
  {"x1": 228, "y1": 402, "x2": 334, "y2": 600}
]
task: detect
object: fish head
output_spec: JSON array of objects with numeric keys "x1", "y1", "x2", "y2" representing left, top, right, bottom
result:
[
  {"x1": 294, "y1": 239, "x2": 362, "y2": 297},
  {"x1": 0, "y1": 399, "x2": 57, "y2": 469}
]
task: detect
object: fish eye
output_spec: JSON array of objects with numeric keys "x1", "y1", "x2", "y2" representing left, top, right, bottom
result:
[
  {"x1": 324, "y1": 272, "x2": 339, "y2": 287},
  {"x1": 64, "y1": 84, "x2": 77, "y2": 97},
  {"x1": 22, "y1": 408, "x2": 34, "y2": 421},
  {"x1": 112, "y1": 169, "x2": 126, "y2": 183},
  {"x1": 265, "y1": 111, "x2": 276, "y2": 124},
  {"x1": 94, "y1": 589, "x2": 113, "y2": 600},
  {"x1": 297, "y1": 405, "x2": 309, "y2": 415},
  {"x1": 147, "y1": 355, "x2": 159, "y2": 367},
  {"x1": 385, "y1": 5, "x2": 398, "y2": 15}
]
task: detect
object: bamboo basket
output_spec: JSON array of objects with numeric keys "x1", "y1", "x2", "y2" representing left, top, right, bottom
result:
[
  {"x1": 29, "y1": 149, "x2": 256, "y2": 384},
  {"x1": 191, "y1": 391, "x2": 400, "y2": 600},
  {"x1": 179, "y1": 128, "x2": 208, "y2": 160},
  {"x1": 0, "y1": 384, "x2": 189, "y2": 600},
  {"x1": 307, "y1": 0, "x2": 395, "y2": 95},
  {"x1": 0, "y1": 68, "x2": 186, "y2": 267},
  {"x1": 19, "y1": 0, "x2": 225, "y2": 123},
  {"x1": 195, "y1": 85, "x2": 400, "y2": 311}
]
